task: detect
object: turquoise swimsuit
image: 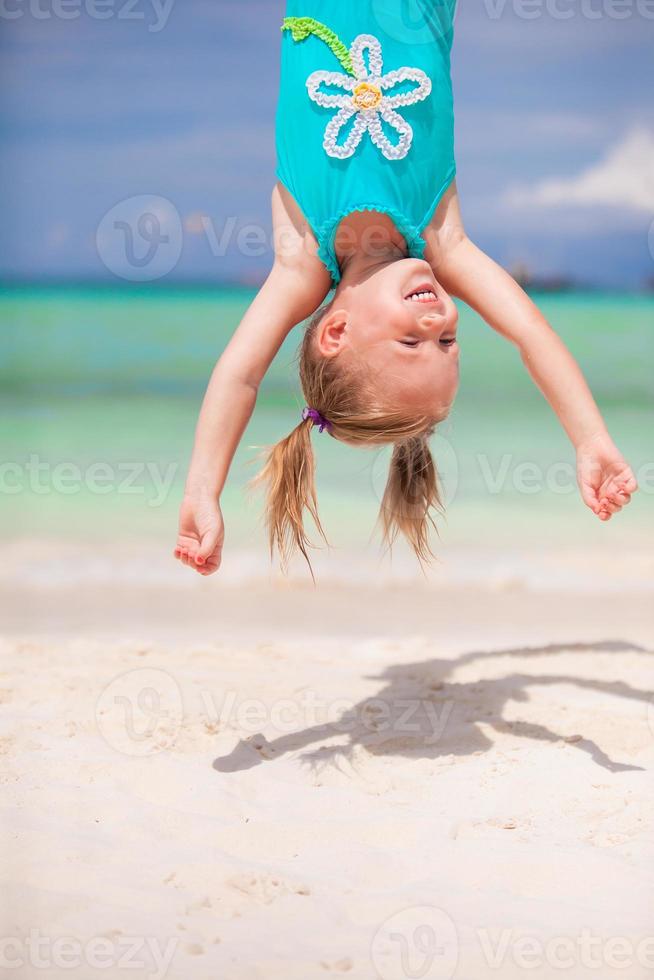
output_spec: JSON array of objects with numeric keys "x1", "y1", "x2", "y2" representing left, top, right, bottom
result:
[{"x1": 275, "y1": 0, "x2": 457, "y2": 284}]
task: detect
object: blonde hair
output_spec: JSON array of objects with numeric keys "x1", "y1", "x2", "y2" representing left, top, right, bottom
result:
[{"x1": 250, "y1": 304, "x2": 446, "y2": 576}]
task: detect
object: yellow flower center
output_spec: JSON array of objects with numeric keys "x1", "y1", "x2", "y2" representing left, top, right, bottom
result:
[{"x1": 352, "y1": 81, "x2": 382, "y2": 111}]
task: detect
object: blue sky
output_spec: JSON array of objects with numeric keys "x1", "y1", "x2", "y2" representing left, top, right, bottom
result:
[{"x1": 0, "y1": 0, "x2": 652, "y2": 286}]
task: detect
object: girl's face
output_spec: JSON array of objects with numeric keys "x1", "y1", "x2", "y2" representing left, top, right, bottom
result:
[{"x1": 317, "y1": 259, "x2": 460, "y2": 418}]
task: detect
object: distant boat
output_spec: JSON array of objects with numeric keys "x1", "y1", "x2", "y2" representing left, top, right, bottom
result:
[{"x1": 509, "y1": 262, "x2": 577, "y2": 294}]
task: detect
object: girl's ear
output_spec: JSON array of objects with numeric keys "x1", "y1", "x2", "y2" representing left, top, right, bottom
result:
[{"x1": 315, "y1": 308, "x2": 349, "y2": 357}]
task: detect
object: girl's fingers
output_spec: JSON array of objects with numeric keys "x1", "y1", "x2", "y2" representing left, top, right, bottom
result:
[
  {"x1": 580, "y1": 484, "x2": 600, "y2": 513},
  {"x1": 599, "y1": 497, "x2": 621, "y2": 516},
  {"x1": 621, "y1": 474, "x2": 638, "y2": 494},
  {"x1": 174, "y1": 544, "x2": 218, "y2": 572},
  {"x1": 198, "y1": 527, "x2": 222, "y2": 562}
]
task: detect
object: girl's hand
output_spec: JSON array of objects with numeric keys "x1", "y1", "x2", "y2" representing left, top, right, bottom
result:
[
  {"x1": 576, "y1": 432, "x2": 638, "y2": 521},
  {"x1": 174, "y1": 493, "x2": 224, "y2": 575}
]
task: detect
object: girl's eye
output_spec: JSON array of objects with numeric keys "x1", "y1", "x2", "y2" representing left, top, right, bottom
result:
[{"x1": 399, "y1": 338, "x2": 458, "y2": 348}]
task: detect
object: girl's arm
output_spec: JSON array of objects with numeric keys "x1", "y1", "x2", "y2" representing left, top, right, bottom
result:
[
  {"x1": 424, "y1": 184, "x2": 638, "y2": 520},
  {"x1": 175, "y1": 184, "x2": 332, "y2": 574}
]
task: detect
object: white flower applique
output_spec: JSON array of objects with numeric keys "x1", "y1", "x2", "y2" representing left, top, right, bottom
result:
[{"x1": 306, "y1": 33, "x2": 432, "y2": 161}]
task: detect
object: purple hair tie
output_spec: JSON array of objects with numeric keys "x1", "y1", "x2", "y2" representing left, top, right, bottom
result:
[{"x1": 302, "y1": 406, "x2": 332, "y2": 433}]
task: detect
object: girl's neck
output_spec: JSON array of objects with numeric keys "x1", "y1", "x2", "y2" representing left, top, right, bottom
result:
[{"x1": 335, "y1": 210, "x2": 408, "y2": 285}]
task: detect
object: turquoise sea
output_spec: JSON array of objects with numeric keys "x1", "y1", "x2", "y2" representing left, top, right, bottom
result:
[{"x1": 1, "y1": 285, "x2": 652, "y2": 561}]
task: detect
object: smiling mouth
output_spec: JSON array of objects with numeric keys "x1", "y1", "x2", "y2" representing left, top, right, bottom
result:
[{"x1": 404, "y1": 284, "x2": 438, "y2": 303}]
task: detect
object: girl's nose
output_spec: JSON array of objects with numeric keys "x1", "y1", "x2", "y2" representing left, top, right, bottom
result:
[
  {"x1": 417, "y1": 304, "x2": 456, "y2": 339},
  {"x1": 444, "y1": 299, "x2": 459, "y2": 335}
]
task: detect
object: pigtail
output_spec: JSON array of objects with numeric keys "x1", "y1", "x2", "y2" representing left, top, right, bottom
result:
[
  {"x1": 250, "y1": 418, "x2": 328, "y2": 577},
  {"x1": 378, "y1": 434, "x2": 442, "y2": 564}
]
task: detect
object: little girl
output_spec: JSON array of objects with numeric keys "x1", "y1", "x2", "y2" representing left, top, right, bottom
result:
[{"x1": 175, "y1": 0, "x2": 637, "y2": 576}]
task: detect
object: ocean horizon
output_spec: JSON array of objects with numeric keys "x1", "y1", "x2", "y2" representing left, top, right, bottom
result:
[{"x1": 2, "y1": 283, "x2": 652, "y2": 579}]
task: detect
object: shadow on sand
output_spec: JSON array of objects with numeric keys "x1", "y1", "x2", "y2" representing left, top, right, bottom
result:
[{"x1": 213, "y1": 639, "x2": 652, "y2": 775}]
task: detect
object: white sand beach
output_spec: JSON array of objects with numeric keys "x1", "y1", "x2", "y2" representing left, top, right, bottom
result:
[{"x1": 1, "y1": 540, "x2": 653, "y2": 979}]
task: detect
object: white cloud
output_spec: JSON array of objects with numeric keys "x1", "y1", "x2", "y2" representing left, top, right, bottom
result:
[{"x1": 506, "y1": 128, "x2": 654, "y2": 212}]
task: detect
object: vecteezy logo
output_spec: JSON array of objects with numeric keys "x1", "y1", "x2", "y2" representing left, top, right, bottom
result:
[
  {"x1": 96, "y1": 668, "x2": 184, "y2": 756},
  {"x1": 371, "y1": 906, "x2": 458, "y2": 980},
  {"x1": 96, "y1": 195, "x2": 183, "y2": 281}
]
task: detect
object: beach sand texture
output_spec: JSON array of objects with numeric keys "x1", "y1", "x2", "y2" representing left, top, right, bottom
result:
[{"x1": 1, "y1": 546, "x2": 653, "y2": 980}]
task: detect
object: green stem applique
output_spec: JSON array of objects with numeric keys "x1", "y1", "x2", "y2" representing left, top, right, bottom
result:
[{"x1": 281, "y1": 16, "x2": 354, "y2": 75}]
